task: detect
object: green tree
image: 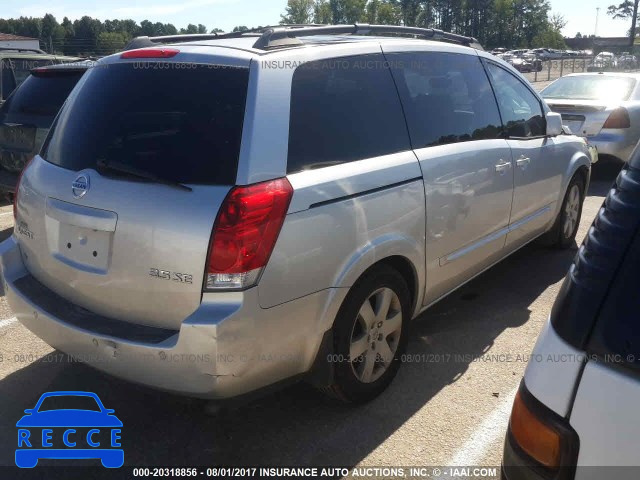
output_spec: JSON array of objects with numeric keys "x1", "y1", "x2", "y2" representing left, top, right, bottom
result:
[
  {"x1": 96, "y1": 31, "x2": 129, "y2": 55},
  {"x1": 179, "y1": 24, "x2": 200, "y2": 34},
  {"x1": 329, "y1": 0, "x2": 367, "y2": 23},
  {"x1": 15, "y1": 17, "x2": 43, "y2": 38},
  {"x1": 232, "y1": 25, "x2": 249, "y2": 32},
  {"x1": 532, "y1": 27, "x2": 566, "y2": 48},
  {"x1": 549, "y1": 12, "x2": 567, "y2": 32},
  {"x1": 365, "y1": 0, "x2": 379, "y2": 23},
  {"x1": 377, "y1": 1, "x2": 401, "y2": 25},
  {"x1": 69, "y1": 16, "x2": 103, "y2": 55},
  {"x1": 139, "y1": 20, "x2": 156, "y2": 36},
  {"x1": 398, "y1": 0, "x2": 422, "y2": 26},
  {"x1": 281, "y1": 0, "x2": 315, "y2": 24},
  {"x1": 41, "y1": 14, "x2": 58, "y2": 39},
  {"x1": 41, "y1": 14, "x2": 65, "y2": 52},
  {"x1": 314, "y1": 0, "x2": 333, "y2": 23},
  {"x1": 531, "y1": 10, "x2": 566, "y2": 48},
  {"x1": 608, "y1": 0, "x2": 640, "y2": 45},
  {"x1": 120, "y1": 19, "x2": 142, "y2": 37}
]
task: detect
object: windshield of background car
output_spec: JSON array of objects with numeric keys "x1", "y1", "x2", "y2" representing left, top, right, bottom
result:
[
  {"x1": 0, "y1": 70, "x2": 85, "y2": 129},
  {"x1": 37, "y1": 395, "x2": 102, "y2": 412},
  {"x1": 42, "y1": 62, "x2": 249, "y2": 185},
  {"x1": 542, "y1": 76, "x2": 636, "y2": 101}
]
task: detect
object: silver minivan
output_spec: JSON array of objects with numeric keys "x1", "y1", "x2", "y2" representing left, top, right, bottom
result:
[{"x1": 0, "y1": 25, "x2": 593, "y2": 403}]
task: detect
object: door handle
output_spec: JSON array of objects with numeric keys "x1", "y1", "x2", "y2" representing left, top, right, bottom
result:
[
  {"x1": 495, "y1": 160, "x2": 512, "y2": 175},
  {"x1": 516, "y1": 157, "x2": 531, "y2": 169}
]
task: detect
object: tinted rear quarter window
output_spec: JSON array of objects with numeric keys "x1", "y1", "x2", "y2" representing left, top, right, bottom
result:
[
  {"x1": 43, "y1": 62, "x2": 249, "y2": 185},
  {"x1": 387, "y1": 51, "x2": 503, "y2": 148},
  {"x1": 287, "y1": 53, "x2": 410, "y2": 173}
]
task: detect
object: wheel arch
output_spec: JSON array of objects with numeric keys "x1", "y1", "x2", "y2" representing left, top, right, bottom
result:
[
  {"x1": 550, "y1": 150, "x2": 591, "y2": 223},
  {"x1": 330, "y1": 234, "x2": 425, "y2": 321},
  {"x1": 565, "y1": 151, "x2": 591, "y2": 194}
]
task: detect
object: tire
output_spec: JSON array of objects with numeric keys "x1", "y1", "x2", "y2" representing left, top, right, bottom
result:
[
  {"x1": 320, "y1": 264, "x2": 411, "y2": 404},
  {"x1": 542, "y1": 175, "x2": 585, "y2": 248}
]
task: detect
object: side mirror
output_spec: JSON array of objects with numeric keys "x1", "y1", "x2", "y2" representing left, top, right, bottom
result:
[{"x1": 546, "y1": 112, "x2": 563, "y2": 136}]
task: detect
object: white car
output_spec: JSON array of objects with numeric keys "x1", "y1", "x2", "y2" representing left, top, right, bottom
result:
[{"x1": 502, "y1": 146, "x2": 640, "y2": 479}]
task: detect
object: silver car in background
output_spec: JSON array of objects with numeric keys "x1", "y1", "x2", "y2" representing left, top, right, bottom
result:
[
  {"x1": 0, "y1": 25, "x2": 592, "y2": 404},
  {"x1": 542, "y1": 72, "x2": 640, "y2": 163}
]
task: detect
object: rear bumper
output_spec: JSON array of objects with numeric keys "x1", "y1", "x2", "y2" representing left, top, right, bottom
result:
[
  {"x1": 585, "y1": 131, "x2": 637, "y2": 163},
  {"x1": 0, "y1": 236, "x2": 344, "y2": 399}
]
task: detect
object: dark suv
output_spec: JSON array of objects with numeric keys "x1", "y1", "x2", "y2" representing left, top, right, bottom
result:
[
  {"x1": 0, "y1": 48, "x2": 79, "y2": 105},
  {"x1": 0, "y1": 62, "x2": 90, "y2": 194}
]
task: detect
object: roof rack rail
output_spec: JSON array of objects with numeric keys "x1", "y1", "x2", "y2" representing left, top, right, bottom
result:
[
  {"x1": 123, "y1": 24, "x2": 483, "y2": 52},
  {"x1": 0, "y1": 47, "x2": 47, "y2": 54},
  {"x1": 123, "y1": 25, "x2": 332, "y2": 50},
  {"x1": 252, "y1": 24, "x2": 483, "y2": 50}
]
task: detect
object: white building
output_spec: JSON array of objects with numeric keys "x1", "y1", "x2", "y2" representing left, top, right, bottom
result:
[{"x1": 0, "y1": 33, "x2": 40, "y2": 51}]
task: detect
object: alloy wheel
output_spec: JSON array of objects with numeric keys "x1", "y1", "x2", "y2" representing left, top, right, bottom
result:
[
  {"x1": 349, "y1": 287, "x2": 402, "y2": 383},
  {"x1": 563, "y1": 184, "x2": 581, "y2": 239}
]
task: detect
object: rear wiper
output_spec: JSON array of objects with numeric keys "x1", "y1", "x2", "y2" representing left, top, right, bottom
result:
[{"x1": 95, "y1": 159, "x2": 192, "y2": 192}]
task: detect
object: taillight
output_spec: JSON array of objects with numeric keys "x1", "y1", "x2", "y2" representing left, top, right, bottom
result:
[
  {"x1": 120, "y1": 48, "x2": 180, "y2": 59},
  {"x1": 602, "y1": 107, "x2": 630, "y2": 129},
  {"x1": 510, "y1": 390, "x2": 562, "y2": 467},
  {"x1": 504, "y1": 382, "x2": 579, "y2": 477},
  {"x1": 13, "y1": 156, "x2": 35, "y2": 220},
  {"x1": 205, "y1": 178, "x2": 293, "y2": 290}
]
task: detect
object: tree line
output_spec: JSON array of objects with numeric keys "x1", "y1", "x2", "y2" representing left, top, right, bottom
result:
[
  {"x1": 0, "y1": 15, "x2": 239, "y2": 56},
  {"x1": 280, "y1": 0, "x2": 568, "y2": 49},
  {"x1": 0, "y1": 1, "x2": 571, "y2": 57},
  {"x1": 608, "y1": 0, "x2": 640, "y2": 45}
]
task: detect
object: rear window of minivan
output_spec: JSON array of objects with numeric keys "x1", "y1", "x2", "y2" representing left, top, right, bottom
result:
[{"x1": 42, "y1": 62, "x2": 249, "y2": 185}]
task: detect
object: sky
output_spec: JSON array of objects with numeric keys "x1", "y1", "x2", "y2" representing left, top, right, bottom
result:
[{"x1": 2, "y1": 0, "x2": 634, "y2": 38}]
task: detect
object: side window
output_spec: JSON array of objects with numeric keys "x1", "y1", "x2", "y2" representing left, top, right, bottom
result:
[
  {"x1": 287, "y1": 53, "x2": 410, "y2": 173},
  {"x1": 387, "y1": 51, "x2": 503, "y2": 149},
  {"x1": 485, "y1": 62, "x2": 546, "y2": 138},
  {"x1": 1, "y1": 61, "x2": 17, "y2": 100}
]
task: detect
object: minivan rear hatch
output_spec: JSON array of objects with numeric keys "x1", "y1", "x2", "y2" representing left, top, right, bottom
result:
[{"x1": 16, "y1": 52, "x2": 250, "y2": 330}]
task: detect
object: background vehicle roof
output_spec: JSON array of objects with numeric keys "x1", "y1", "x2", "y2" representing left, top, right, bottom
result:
[
  {"x1": 563, "y1": 72, "x2": 640, "y2": 78},
  {"x1": 0, "y1": 52, "x2": 79, "y2": 60}
]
